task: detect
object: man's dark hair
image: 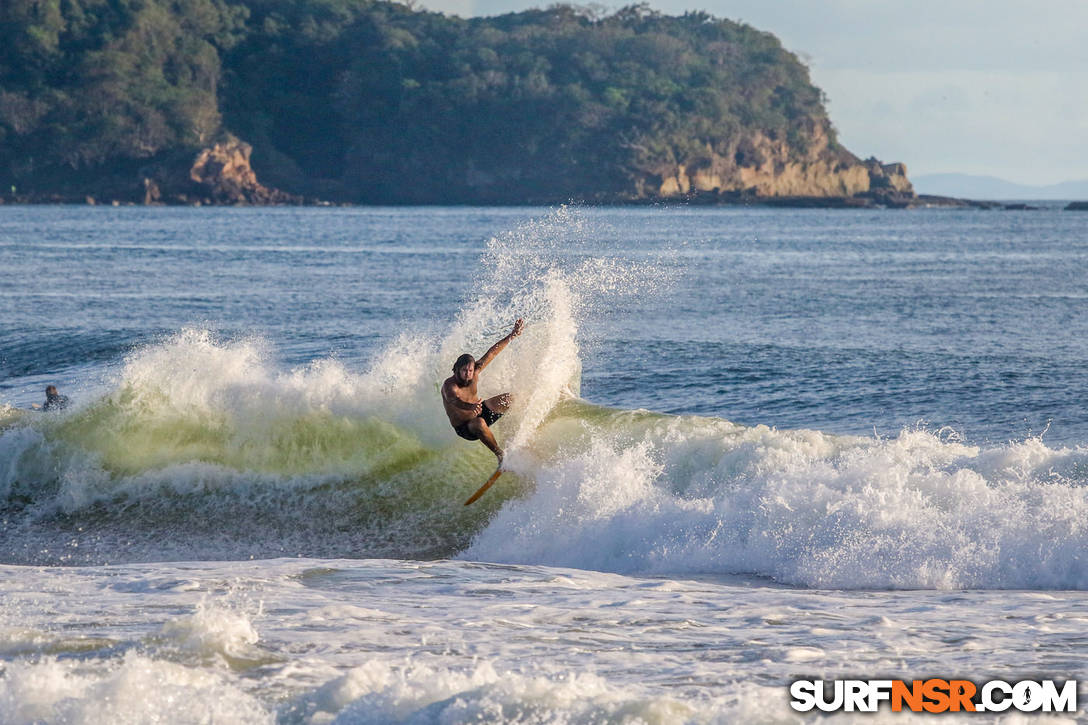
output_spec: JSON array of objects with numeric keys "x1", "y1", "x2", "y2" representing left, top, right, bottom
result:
[
  {"x1": 453, "y1": 353, "x2": 475, "y2": 372},
  {"x1": 45, "y1": 385, "x2": 58, "y2": 397}
]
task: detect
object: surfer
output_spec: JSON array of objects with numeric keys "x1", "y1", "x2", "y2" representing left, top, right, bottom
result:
[
  {"x1": 40, "y1": 385, "x2": 70, "y2": 411},
  {"x1": 442, "y1": 318, "x2": 524, "y2": 467}
]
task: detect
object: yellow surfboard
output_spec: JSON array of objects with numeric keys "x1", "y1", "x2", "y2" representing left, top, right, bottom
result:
[{"x1": 464, "y1": 468, "x2": 503, "y2": 506}]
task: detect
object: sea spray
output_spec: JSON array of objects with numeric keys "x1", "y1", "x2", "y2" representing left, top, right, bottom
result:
[
  {"x1": 439, "y1": 206, "x2": 674, "y2": 449},
  {"x1": 0, "y1": 208, "x2": 669, "y2": 565}
]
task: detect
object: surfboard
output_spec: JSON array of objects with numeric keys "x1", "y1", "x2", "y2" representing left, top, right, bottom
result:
[{"x1": 464, "y1": 468, "x2": 503, "y2": 506}]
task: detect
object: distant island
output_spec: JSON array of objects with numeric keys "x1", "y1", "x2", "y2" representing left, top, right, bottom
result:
[
  {"x1": 914, "y1": 174, "x2": 1088, "y2": 201},
  {"x1": 0, "y1": 0, "x2": 949, "y2": 207}
]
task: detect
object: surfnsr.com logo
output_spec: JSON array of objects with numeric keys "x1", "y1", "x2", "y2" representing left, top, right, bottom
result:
[{"x1": 789, "y1": 679, "x2": 1077, "y2": 713}]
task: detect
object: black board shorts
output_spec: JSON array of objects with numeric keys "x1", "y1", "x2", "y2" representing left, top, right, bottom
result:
[{"x1": 454, "y1": 403, "x2": 503, "y2": 441}]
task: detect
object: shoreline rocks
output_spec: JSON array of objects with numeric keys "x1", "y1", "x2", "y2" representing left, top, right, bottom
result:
[
  {"x1": 4, "y1": 137, "x2": 305, "y2": 207},
  {"x1": 184, "y1": 140, "x2": 299, "y2": 205},
  {"x1": 0, "y1": 144, "x2": 1076, "y2": 211}
]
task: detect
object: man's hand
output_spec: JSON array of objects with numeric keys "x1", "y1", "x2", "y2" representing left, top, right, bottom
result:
[
  {"x1": 477, "y1": 319, "x2": 524, "y2": 372},
  {"x1": 471, "y1": 402, "x2": 483, "y2": 416}
]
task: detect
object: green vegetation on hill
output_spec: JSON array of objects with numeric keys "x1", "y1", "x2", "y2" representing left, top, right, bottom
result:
[
  {"x1": 0, "y1": 0, "x2": 844, "y2": 202},
  {"x1": 0, "y1": 0, "x2": 243, "y2": 174}
]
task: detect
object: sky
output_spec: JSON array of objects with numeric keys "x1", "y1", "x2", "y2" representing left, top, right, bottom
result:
[{"x1": 416, "y1": 0, "x2": 1088, "y2": 186}]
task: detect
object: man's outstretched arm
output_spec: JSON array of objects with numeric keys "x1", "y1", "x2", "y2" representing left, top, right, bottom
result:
[{"x1": 476, "y1": 318, "x2": 524, "y2": 371}]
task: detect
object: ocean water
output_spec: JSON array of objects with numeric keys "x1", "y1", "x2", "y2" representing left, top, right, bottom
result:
[{"x1": 2, "y1": 204, "x2": 1088, "y2": 722}]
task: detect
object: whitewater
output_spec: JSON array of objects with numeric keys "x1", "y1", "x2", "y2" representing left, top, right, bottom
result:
[{"x1": 3, "y1": 204, "x2": 1088, "y2": 722}]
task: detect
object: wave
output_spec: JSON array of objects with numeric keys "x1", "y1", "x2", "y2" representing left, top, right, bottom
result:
[
  {"x1": 466, "y1": 409, "x2": 1088, "y2": 589},
  {"x1": 0, "y1": 319, "x2": 579, "y2": 563},
  {"x1": 4, "y1": 208, "x2": 1088, "y2": 589},
  {"x1": 0, "y1": 209, "x2": 661, "y2": 564},
  {"x1": 0, "y1": 635, "x2": 759, "y2": 725}
]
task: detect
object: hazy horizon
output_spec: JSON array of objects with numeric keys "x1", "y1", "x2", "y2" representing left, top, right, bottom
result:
[
  {"x1": 912, "y1": 172, "x2": 1088, "y2": 200},
  {"x1": 418, "y1": 0, "x2": 1088, "y2": 188}
]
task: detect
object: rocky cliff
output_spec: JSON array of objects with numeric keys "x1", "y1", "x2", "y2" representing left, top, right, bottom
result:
[
  {"x1": 181, "y1": 140, "x2": 299, "y2": 205},
  {"x1": 1, "y1": 0, "x2": 920, "y2": 207},
  {"x1": 645, "y1": 123, "x2": 913, "y2": 202}
]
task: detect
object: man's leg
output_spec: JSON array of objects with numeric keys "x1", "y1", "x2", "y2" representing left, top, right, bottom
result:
[
  {"x1": 466, "y1": 417, "x2": 503, "y2": 466},
  {"x1": 483, "y1": 392, "x2": 514, "y2": 414}
]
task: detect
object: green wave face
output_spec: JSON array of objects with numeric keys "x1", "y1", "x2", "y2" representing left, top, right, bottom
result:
[
  {"x1": 54, "y1": 387, "x2": 430, "y2": 479},
  {"x1": 0, "y1": 307, "x2": 590, "y2": 564},
  {"x1": 0, "y1": 352, "x2": 619, "y2": 566},
  {"x1": 1, "y1": 392, "x2": 527, "y2": 563}
]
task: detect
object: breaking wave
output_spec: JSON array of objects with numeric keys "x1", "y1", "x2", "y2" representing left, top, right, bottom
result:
[{"x1": 3, "y1": 208, "x2": 1088, "y2": 589}]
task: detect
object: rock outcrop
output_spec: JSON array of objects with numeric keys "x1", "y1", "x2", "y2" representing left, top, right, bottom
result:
[
  {"x1": 5, "y1": 137, "x2": 303, "y2": 206},
  {"x1": 185, "y1": 140, "x2": 298, "y2": 205},
  {"x1": 641, "y1": 122, "x2": 914, "y2": 204},
  {"x1": 132, "y1": 137, "x2": 301, "y2": 205}
]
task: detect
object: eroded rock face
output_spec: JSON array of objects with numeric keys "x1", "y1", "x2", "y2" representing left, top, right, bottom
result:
[
  {"x1": 187, "y1": 140, "x2": 298, "y2": 205},
  {"x1": 866, "y1": 159, "x2": 913, "y2": 194},
  {"x1": 647, "y1": 123, "x2": 913, "y2": 201},
  {"x1": 121, "y1": 137, "x2": 302, "y2": 205}
]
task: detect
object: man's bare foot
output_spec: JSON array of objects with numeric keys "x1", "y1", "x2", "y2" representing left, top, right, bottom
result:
[{"x1": 496, "y1": 450, "x2": 505, "y2": 470}]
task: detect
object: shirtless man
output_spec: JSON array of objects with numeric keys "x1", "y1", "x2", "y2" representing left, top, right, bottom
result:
[
  {"x1": 442, "y1": 319, "x2": 523, "y2": 466},
  {"x1": 32, "y1": 385, "x2": 70, "y2": 411}
]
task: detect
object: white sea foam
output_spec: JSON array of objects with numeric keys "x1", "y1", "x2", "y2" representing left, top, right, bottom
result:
[
  {"x1": 158, "y1": 597, "x2": 262, "y2": 663},
  {"x1": 288, "y1": 659, "x2": 742, "y2": 725},
  {"x1": 4, "y1": 558, "x2": 1086, "y2": 724},
  {"x1": 466, "y1": 414, "x2": 1088, "y2": 590},
  {"x1": 0, "y1": 651, "x2": 271, "y2": 724}
]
